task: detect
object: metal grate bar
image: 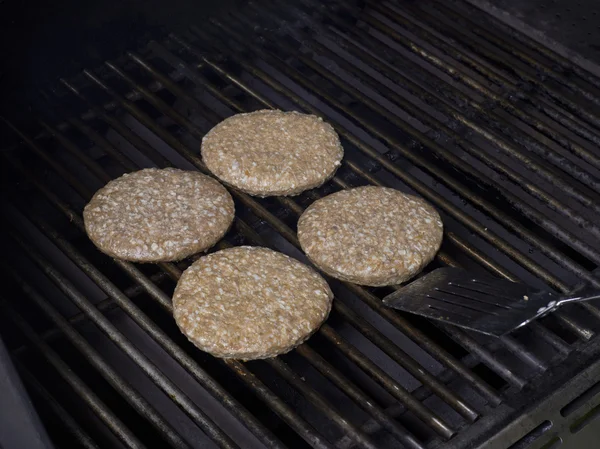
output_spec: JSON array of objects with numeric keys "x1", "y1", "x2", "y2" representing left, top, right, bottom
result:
[
  {"x1": 67, "y1": 116, "x2": 139, "y2": 172},
  {"x1": 365, "y1": 0, "x2": 600, "y2": 140},
  {"x1": 223, "y1": 359, "x2": 335, "y2": 449},
  {"x1": 5, "y1": 221, "x2": 241, "y2": 449},
  {"x1": 387, "y1": 0, "x2": 600, "y2": 130},
  {"x1": 267, "y1": 358, "x2": 380, "y2": 449},
  {"x1": 342, "y1": 7, "x2": 600, "y2": 171},
  {"x1": 207, "y1": 11, "x2": 600, "y2": 293},
  {"x1": 189, "y1": 23, "x2": 574, "y2": 293},
  {"x1": 449, "y1": 0, "x2": 600, "y2": 92},
  {"x1": 75, "y1": 39, "x2": 581, "y2": 398},
  {"x1": 6, "y1": 268, "x2": 191, "y2": 449},
  {"x1": 14, "y1": 70, "x2": 472, "y2": 444},
  {"x1": 1, "y1": 300, "x2": 146, "y2": 449},
  {"x1": 331, "y1": 12, "x2": 600, "y2": 178},
  {"x1": 59, "y1": 79, "x2": 174, "y2": 169},
  {"x1": 361, "y1": 2, "x2": 600, "y2": 194},
  {"x1": 1, "y1": 118, "x2": 94, "y2": 199},
  {"x1": 16, "y1": 362, "x2": 101, "y2": 449},
  {"x1": 5, "y1": 113, "x2": 452, "y2": 444},
  {"x1": 248, "y1": 1, "x2": 600, "y2": 220},
  {"x1": 103, "y1": 34, "x2": 576, "y2": 402},
  {"x1": 2, "y1": 134, "x2": 358, "y2": 447},
  {"x1": 164, "y1": 27, "x2": 594, "y2": 379},
  {"x1": 76, "y1": 51, "x2": 490, "y2": 422},
  {"x1": 278, "y1": 24, "x2": 600, "y2": 257},
  {"x1": 418, "y1": 1, "x2": 600, "y2": 109},
  {"x1": 318, "y1": 324, "x2": 450, "y2": 440},
  {"x1": 4, "y1": 4, "x2": 600, "y2": 447}
]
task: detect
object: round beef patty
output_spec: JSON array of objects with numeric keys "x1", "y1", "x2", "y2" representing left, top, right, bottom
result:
[
  {"x1": 173, "y1": 246, "x2": 333, "y2": 359},
  {"x1": 298, "y1": 186, "x2": 443, "y2": 286},
  {"x1": 201, "y1": 110, "x2": 343, "y2": 196},
  {"x1": 84, "y1": 168, "x2": 234, "y2": 262}
]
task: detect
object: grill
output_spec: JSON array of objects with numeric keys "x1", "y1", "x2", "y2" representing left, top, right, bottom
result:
[{"x1": 2, "y1": 0, "x2": 600, "y2": 448}]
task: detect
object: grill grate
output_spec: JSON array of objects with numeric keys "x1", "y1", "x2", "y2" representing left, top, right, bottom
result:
[{"x1": 3, "y1": 0, "x2": 600, "y2": 448}]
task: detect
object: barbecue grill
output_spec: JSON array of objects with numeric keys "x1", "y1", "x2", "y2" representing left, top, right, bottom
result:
[{"x1": 2, "y1": 0, "x2": 600, "y2": 448}]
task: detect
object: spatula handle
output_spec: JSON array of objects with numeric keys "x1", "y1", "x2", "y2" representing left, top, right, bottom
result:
[{"x1": 558, "y1": 293, "x2": 600, "y2": 306}]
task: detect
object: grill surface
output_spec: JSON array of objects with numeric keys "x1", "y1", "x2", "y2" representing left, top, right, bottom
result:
[{"x1": 3, "y1": 1, "x2": 600, "y2": 448}]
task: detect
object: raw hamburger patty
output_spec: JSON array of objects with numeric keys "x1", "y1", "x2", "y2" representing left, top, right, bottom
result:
[
  {"x1": 298, "y1": 186, "x2": 443, "y2": 286},
  {"x1": 83, "y1": 168, "x2": 234, "y2": 262},
  {"x1": 173, "y1": 246, "x2": 333, "y2": 359},
  {"x1": 201, "y1": 110, "x2": 344, "y2": 196}
]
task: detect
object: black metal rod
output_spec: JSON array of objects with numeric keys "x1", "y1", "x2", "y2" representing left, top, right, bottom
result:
[
  {"x1": 365, "y1": 1, "x2": 600, "y2": 134},
  {"x1": 117, "y1": 36, "x2": 502, "y2": 407},
  {"x1": 441, "y1": 327, "x2": 527, "y2": 389},
  {"x1": 267, "y1": 358, "x2": 379, "y2": 449},
  {"x1": 38, "y1": 119, "x2": 113, "y2": 183},
  {"x1": 200, "y1": 21, "x2": 600, "y2": 293},
  {"x1": 128, "y1": 49, "x2": 225, "y2": 125},
  {"x1": 335, "y1": 5, "x2": 600, "y2": 170},
  {"x1": 59, "y1": 78, "x2": 173, "y2": 168},
  {"x1": 318, "y1": 324, "x2": 451, "y2": 440},
  {"x1": 424, "y1": 0, "x2": 600, "y2": 110},
  {"x1": 254, "y1": 1, "x2": 600, "y2": 207},
  {"x1": 98, "y1": 49, "x2": 489, "y2": 419},
  {"x1": 406, "y1": 0, "x2": 600, "y2": 128},
  {"x1": 6, "y1": 268, "x2": 191, "y2": 449},
  {"x1": 104, "y1": 61, "x2": 205, "y2": 141},
  {"x1": 333, "y1": 10, "x2": 600, "y2": 168},
  {"x1": 296, "y1": 344, "x2": 430, "y2": 447},
  {"x1": 2, "y1": 301, "x2": 147, "y2": 449},
  {"x1": 451, "y1": 0, "x2": 600, "y2": 91},
  {"x1": 1, "y1": 118, "x2": 94, "y2": 199},
  {"x1": 214, "y1": 13, "x2": 600, "y2": 272},
  {"x1": 11, "y1": 272, "x2": 165, "y2": 356},
  {"x1": 6, "y1": 224, "x2": 240, "y2": 449},
  {"x1": 16, "y1": 363, "x2": 101, "y2": 449},
  {"x1": 331, "y1": 299, "x2": 484, "y2": 417},
  {"x1": 67, "y1": 116, "x2": 138, "y2": 172},
  {"x1": 162, "y1": 39, "x2": 548, "y2": 396},
  {"x1": 3, "y1": 126, "x2": 306, "y2": 449},
  {"x1": 223, "y1": 360, "x2": 335, "y2": 449},
  {"x1": 334, "y1": 352, "x2": 486, "y2": 449},
  {"x1": 498, "y1": 335, "x2": 548, "y2": 372}
]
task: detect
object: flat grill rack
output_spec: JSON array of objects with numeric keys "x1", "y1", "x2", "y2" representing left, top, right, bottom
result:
[{"x1": 3, "y1": 0, "x2": 600, "y2": 448}]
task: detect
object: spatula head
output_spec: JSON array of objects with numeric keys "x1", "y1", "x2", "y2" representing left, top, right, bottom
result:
[{"x1": 383, "y1": 268, "x2": 558, "y2": 336}]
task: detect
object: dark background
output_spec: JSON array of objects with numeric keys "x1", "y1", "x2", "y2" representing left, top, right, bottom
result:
[{"x1": 0, "y1": 0, "x2": 237, "y2": 113}]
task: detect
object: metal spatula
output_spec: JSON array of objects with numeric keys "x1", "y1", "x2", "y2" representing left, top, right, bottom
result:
[{"x1": 383, "y1": 268, "x2": 600, "y2": 336}]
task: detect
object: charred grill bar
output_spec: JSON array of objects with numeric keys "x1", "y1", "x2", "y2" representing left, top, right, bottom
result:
[{"x1": 2, "y1": 1, "x2": 600, "y2": 448}]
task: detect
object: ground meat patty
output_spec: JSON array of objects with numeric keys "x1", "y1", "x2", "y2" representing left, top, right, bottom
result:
[
  {"x1": 83, "y1": 168, "x2": 234, "y2": 262},
  {"x1": 201, "y1": 110, "x2": 344, "y2": 196},
  {"x1": 298, "y1": 186, "x2": 443, "y2": 286},
  {"x1": 173, "y1": 246, "x2": 333, "y2": 359}
]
